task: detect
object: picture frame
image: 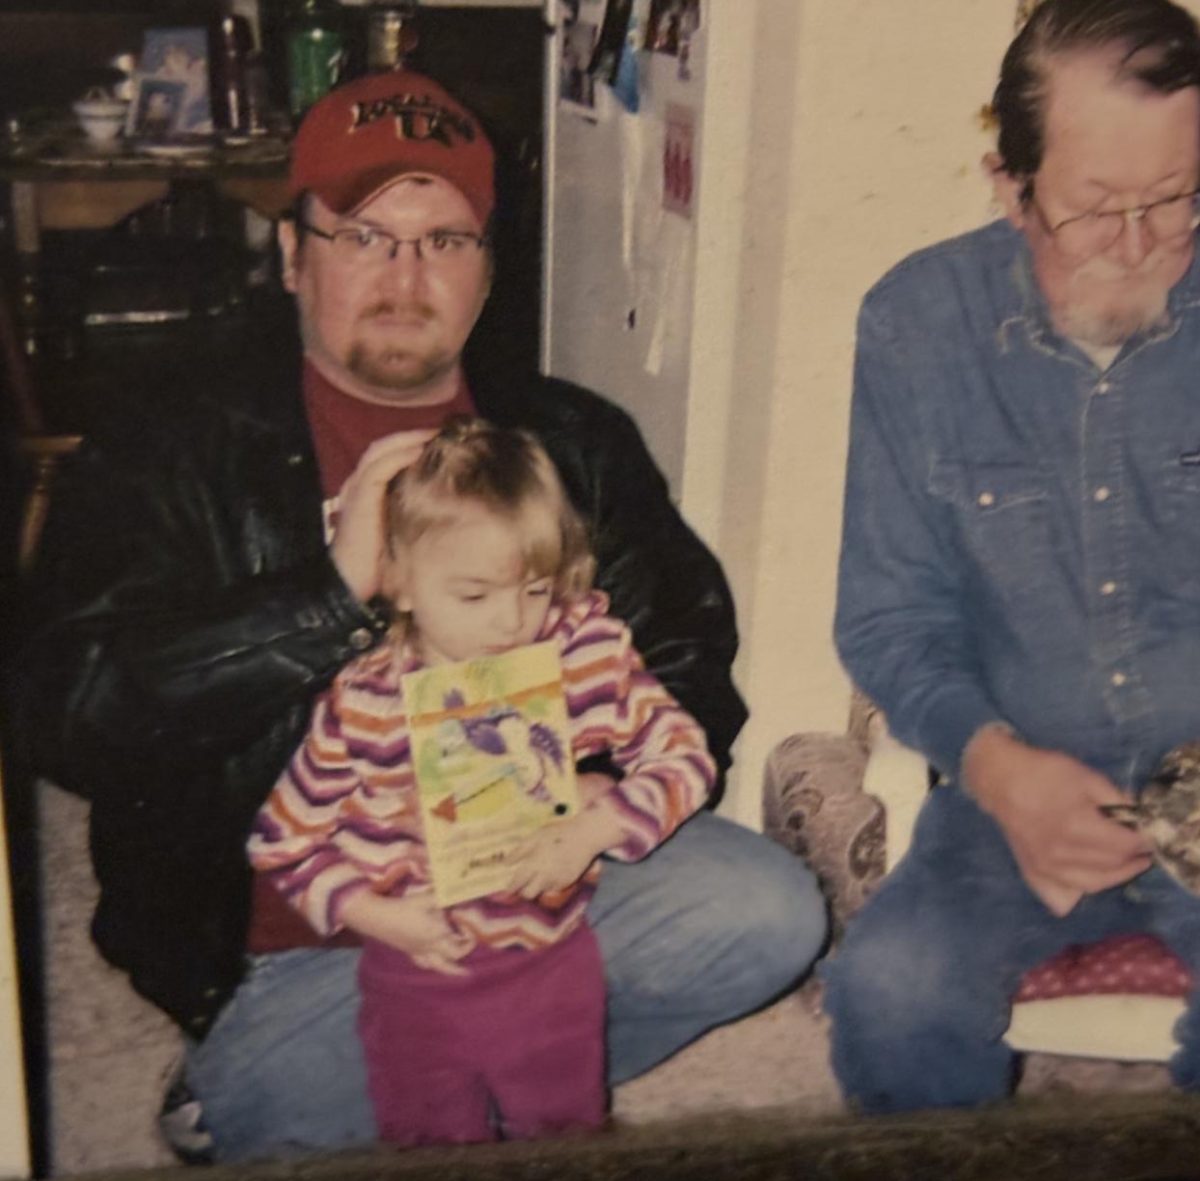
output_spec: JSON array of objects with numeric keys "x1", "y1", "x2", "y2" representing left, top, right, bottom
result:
[
  {"x1": 127, "y1": 77, "x2": 188, "y2": 139},
  {"x1": 125, "y1": 26, "x2": 213, "y2": 139}
]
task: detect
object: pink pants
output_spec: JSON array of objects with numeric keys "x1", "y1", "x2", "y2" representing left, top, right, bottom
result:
[{"x1": 356, "y1": 923, "x2": 607, "y2": 1146}]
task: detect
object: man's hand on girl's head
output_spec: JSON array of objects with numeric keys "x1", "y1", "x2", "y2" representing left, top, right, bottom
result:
[{"x1": 331, "y1": 429, "x2": 438, "y2": 602}]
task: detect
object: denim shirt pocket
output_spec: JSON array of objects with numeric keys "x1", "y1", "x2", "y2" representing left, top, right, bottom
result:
[
  {"x1": 928, "y1": 460, "x2": 1053, "y2": 602},
  {"x1": 1161, "y1": 460, "x2": 1200, "y2": 597}
]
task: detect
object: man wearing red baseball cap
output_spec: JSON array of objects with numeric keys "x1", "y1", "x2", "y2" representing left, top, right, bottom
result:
[
  {"x1": 15, "y1": 70, "x2": 825, "y2": 1161},
  {"x1": 289, "y1": 70, "x2": 495, "y2": 225}
]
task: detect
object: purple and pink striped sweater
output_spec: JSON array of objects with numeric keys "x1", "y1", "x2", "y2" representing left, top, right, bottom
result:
[{"x1": 248, "y1": 590, "x2": 716, "y2": 952}]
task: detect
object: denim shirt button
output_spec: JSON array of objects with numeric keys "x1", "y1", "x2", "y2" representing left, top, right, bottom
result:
[
  {"x1": 1093, "y1": 486, "x2": 1111, "y2": 503},
  {"x1": 1111, "y1": 671, "x2": 1128, "y2": 687},
  {"x1": 1096, "y1": 380, "x2": 1111, "y2": 394},
  {"x1": 977, "y1": 491, "x2": 996, "y2": 508},
  {"x1": 1100, "y1": 580, "x2": 1117, "y2": 596}
]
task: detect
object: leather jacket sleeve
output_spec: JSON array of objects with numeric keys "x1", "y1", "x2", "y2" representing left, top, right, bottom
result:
[{"x1": 11, "y1": 408, "x2": 385, "y2": 803}]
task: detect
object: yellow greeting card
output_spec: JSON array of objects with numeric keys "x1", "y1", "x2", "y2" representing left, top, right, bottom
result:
[{"x1": 403, "y1": 641, "x2": 579, "y2": 907}]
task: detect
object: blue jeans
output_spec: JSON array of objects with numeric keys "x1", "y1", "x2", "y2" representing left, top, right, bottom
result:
[
  {"x1": 822, "y1": 787, "x2": 1200, "y2": 1113},
  {"x1": 185, "y1": 812, "x2": 826, "y2": 1161}
]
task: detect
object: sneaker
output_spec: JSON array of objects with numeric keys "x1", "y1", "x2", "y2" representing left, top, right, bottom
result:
[{"x1": 158, "y1": 1060, "x2": 216, "y2": 1166}]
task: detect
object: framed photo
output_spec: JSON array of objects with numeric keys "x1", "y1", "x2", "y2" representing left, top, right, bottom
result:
[
  {"x1": 128, "y1": 78, "x2": 188, "y2": 139},
  {"x1": 126, "y1": 26, "x2": 213, "y2": 139}
]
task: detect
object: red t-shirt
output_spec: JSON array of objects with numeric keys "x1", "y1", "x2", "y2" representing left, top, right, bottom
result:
[
  {"x1": 246, "y1": 359, "x2": 476, "y2": 953},
  {"x1": 301, "y1": 359, "x2": 476, "y2": 498}
]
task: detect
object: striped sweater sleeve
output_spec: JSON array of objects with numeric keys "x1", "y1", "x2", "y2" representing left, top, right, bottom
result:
[
  {"x1": 561, "y1": 595, "x2": 717, "y2": 860},
  {"x1": 247, "y1": 677, "x2": 423, "y2": 935}
]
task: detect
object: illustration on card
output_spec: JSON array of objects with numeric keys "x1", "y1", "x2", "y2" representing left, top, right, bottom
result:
[{"x1": 404, "y1": 642, "x2": 579, "y2": 907}]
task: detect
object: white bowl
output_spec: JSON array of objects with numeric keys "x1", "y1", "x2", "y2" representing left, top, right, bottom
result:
[{"x1": 74, "y1": 98, "x2": 129, "y2": 143}]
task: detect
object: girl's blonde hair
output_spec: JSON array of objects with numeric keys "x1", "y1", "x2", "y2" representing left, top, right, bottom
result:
[{"x1": 383, "y1": 416, "x2": 595, "y2": 619}]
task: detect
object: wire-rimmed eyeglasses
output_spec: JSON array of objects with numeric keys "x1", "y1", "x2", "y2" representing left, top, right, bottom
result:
[
  {"x1": 298, "y1": 220, "x2": 488, "y2": 268},
  {"x1": 1032, "y1": 187, "x2": 1200, "y2": 259}
]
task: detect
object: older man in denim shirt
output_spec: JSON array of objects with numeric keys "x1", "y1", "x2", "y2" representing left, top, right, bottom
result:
[{"x1": 826, "y1": 0, "x2": 1200, "y2": 1112}]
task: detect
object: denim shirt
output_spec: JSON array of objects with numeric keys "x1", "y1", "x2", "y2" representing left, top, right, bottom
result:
[{"x1": 835, "y1": 219, "x2": 1200, "y2": 791}]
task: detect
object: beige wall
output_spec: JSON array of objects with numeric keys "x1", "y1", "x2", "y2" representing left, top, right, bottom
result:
[{"x1": 685, "y1": 0, "x2": 1017, "y2": 825}]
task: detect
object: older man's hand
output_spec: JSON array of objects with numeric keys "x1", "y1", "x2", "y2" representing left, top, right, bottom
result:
[{"x1": 963, "y1": 726, "x2": 1153, "y2": 916}]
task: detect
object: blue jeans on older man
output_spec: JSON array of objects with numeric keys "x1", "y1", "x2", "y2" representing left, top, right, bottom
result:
[
  {"x1": 822, "y1": 786, "x2": 1200, "y2": 1113},
  {"x1": 184, "y1": 811, "x2": 827, "y2": 1162}
]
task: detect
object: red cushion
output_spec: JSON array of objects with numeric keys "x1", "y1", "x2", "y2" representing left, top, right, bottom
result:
[{"x1": 1014, "y1": 933, "x2": 1191, "y2": 1003}]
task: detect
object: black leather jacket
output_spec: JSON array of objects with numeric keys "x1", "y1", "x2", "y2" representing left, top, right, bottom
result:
[{"x1": 12, "y1": 320, "x2": 746, "y2": 1035}]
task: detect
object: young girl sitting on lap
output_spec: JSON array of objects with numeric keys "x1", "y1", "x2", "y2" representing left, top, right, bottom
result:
[{"x1": 248, "y1": 417, "x2": 716, "y2": 1147}]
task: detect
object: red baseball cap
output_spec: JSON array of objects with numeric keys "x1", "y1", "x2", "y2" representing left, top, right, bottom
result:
[{"x1": 289, "y1": 71, "x2": 495, "y2": 227}]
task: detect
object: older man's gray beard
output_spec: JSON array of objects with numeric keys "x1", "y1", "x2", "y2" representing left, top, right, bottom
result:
[{"x1": 1053, "y1": 281, "x2": 1171, "y2": 348}]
